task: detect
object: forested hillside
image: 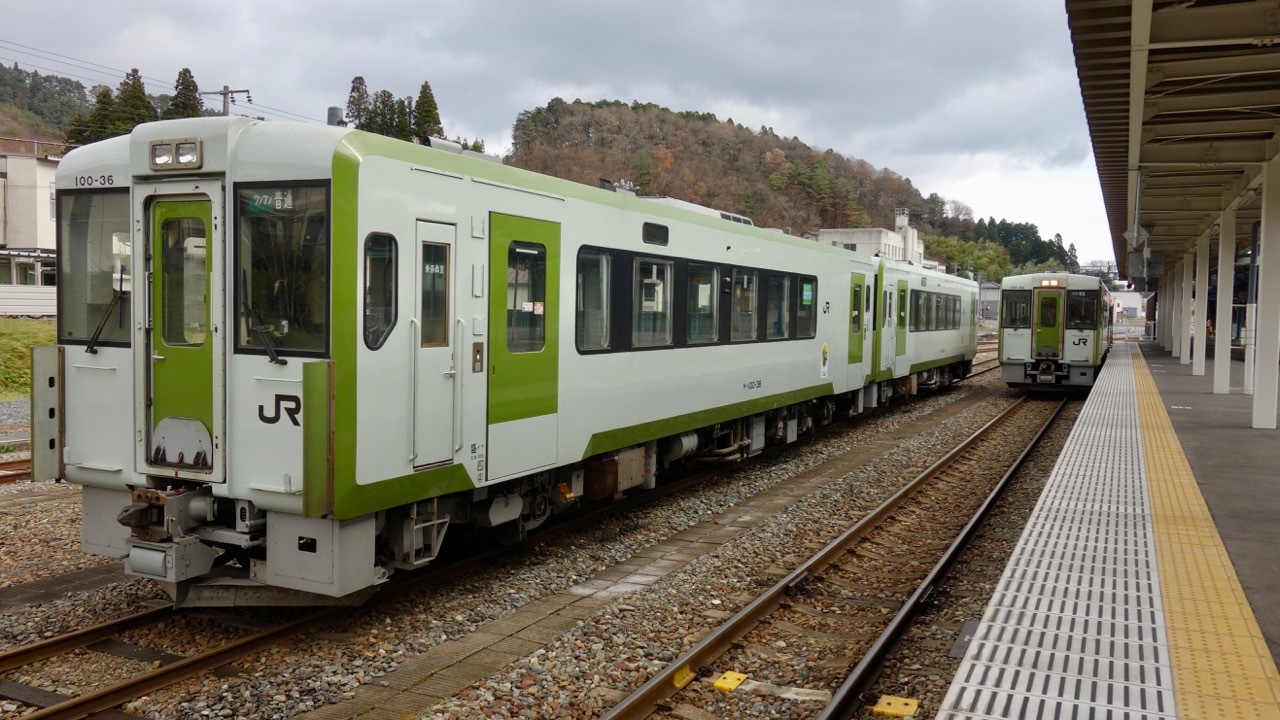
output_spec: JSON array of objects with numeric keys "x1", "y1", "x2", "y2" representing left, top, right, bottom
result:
[
  {"x1": 0, "y1": 63, "x2": 86, "y2": 152},
  {"x1": 507, "y1": 99, "x2": 1081, "y2": 278}
]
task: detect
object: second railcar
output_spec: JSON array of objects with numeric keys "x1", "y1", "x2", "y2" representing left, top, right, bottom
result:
[{"x1": 998, "y1": 272, "x2": 1112, "y2": 389}]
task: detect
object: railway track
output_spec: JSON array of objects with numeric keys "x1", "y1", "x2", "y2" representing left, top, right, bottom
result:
[
  {"x1": 0, "y1": 458, "x2": 31, "y2": 485},
  {"x1": 600, "y1": 394, "x2": 1065, "y2": 720},
  {"x1": 0, "y1": 370, "x2": 1005, "y2": 718}
]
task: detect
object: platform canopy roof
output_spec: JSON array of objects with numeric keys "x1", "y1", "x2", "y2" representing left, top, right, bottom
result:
[{"x1": 1066, "y1": 0, "x2": 1280, "y2": 278}]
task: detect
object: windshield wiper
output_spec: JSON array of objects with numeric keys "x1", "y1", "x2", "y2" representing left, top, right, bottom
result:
[
  {"x1": 85, "y1": 271, "x2": 126, "y2": 354},
  {"x1": 241, "y1": 269, "x2": 286, "y2": 365}
]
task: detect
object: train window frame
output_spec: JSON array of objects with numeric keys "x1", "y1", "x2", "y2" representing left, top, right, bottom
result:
[
  {"x1": 687, "y1": 263, "x2": 719, "y2": 344},
  {"x1": 642, "y1": 222, "x2": 669, "y2": 246},
  {"x1": 1067, "y1": 289, "x2": 1099, "y2": 330},
  {"x1": 233, "y1": 180, "x2": 331, "y2": 359},
  {"x1": 362, "y1": 233, "x2": 398, "y2": 351},
  {"x1": 1001, "y1": 290, "x2": 1032, "y2": 329},
  {"x1": 505, "y1": 241, "x2": 547, "y2": 354},
  {"x1": 56, "y1": 188, "x2": 132, "y2": 347},
  {"x1": 851, "y1": 284, "x2": 863, "y2": 335},
  {"x1": 576, "y1": 249, "x2": 612, "y2": 351},
  {"x1": 730, "y1": 268, "x2": 758, "y2": 342},
  {"x1": 796, "y1": 275, "x2": 817, "y2": 339},
  {"x1": 632, "y1": 256, "x2": 674, "y2": 348},
  {"x1": 764, "y1": 274, "x2": 790, "y2": 340}
]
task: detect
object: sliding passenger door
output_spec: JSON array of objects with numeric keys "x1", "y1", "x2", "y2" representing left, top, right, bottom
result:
[
  {"x1": 487, "y1": 213, "x2": 560, "y2": 481},
  {"x1": 412, "y1": 221, "x2": 458, "y2": 467}
]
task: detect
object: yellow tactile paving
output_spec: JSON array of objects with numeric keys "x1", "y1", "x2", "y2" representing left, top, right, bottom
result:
[{"x1": 1133, "y1": 349, "x2": 1280, "y2": 719}]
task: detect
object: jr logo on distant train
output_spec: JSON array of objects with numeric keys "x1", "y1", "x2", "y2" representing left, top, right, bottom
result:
[
  {"x1": 259, "y1": 394, "x2": 301, "y2": 426},
  {"x1": 1073, "y1": 338, "x2": 1090, "y2": 346}
]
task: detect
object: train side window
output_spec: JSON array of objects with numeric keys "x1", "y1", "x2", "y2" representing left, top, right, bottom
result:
[
  {"x1": 731, "y1": 269, "x2": 758, "y2": 341},
  {"x1": 687, "y1": 263, "x2": 719, "y2": 344},
  {"x1": 642, "y1": 222, "x2": 669, "y2": 246},
  {"x1": 1067, "y1": 290, "x2": 1098, "y2": 329},
  {"x1": 796, "y1": 276, "x2": 817, "y2": 338},
  {"x1": 898, "y1": 287, "x2": 908, "y2": 330},
  {"x1": 362, "y1": 233, "x2": 397, "y2": 350},
  {"x1": 576, "y1": 250, "x2": 610, "y2": 351},
  {"x1": 633, "y1": 257, "x2": 674, "y2": 347},
  {"x1": 1001, "y1": 290, "x2": 1032, "y2": 328},
  {"x1": 765, "y1": 274, "x2": 790, "y2": 339},
  {"x1": 506, "y1": 242, "x2": 546, "y2": 353}
]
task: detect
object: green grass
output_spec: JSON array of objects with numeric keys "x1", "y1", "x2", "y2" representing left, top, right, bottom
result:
[{"x1": 0, "y1": 318, "x2": 57, "y2": 401}]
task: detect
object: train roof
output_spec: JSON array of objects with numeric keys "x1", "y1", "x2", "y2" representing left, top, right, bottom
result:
[{"x1": 1000, "y1": 272, "x2": 1111, "y2": 292}]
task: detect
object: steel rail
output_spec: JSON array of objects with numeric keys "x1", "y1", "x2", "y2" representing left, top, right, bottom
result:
[
  {"x1": 817, "y1": 396, "x2": 1067, "y2": 720},
  {"x1": 600, "y1": 395, "x2": 1034, "y2": 720},
  {"x1": 24, "y1": 608, "x2": 336, "y2": 720},
  {"x1": 0, "y1": 606, "x2": 174, "y2": 673}
]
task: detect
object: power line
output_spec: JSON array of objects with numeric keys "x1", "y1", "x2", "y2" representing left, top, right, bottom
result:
[{"x1": 2, "y1": 39, "x2": 323, "y2": 125}]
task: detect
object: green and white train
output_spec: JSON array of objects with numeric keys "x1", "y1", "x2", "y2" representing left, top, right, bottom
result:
[
  {"x1": 36, "y1": 117, "x2": 977, "y2": 606},
  {"x1": 998, "y1": 272, "x2": 1113, "y2": 389}
]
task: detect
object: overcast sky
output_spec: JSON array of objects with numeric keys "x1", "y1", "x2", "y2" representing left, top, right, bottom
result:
[{"x1": 5, "y1": 0, "x2": 1115, "y2": 263}]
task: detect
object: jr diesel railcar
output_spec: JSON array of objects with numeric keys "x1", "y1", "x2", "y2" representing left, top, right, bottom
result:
[
  {"x1": 998, "y1": 272, "x2": 1113, "y2": 389},
  {"x1": 36, "y1": 116, "x2": 977, "y2": 606}
]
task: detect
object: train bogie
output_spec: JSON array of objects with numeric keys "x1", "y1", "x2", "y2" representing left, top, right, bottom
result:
[{"x1": 40, "y1": 117, "x2": 978, "y2": 606}]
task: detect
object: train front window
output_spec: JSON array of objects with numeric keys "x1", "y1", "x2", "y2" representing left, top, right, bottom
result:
[
  {"x1": 1067, "y1": 290, "x2": 1099, "y2": 329},
  {"x1": 235, "y1": 183, "x2": 330, "y2": 355},
  {"x1": 1001, "y1": 290, "x2": 1032, "y2": 328},
  {"x1": 57, "y1": 190, "x2": 131, "y2": 345}
]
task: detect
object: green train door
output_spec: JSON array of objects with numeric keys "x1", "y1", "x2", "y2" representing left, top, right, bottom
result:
[
  {"x1": 848, "y1": 272, "x2": 865, "y2": 365},
  {"x1": 487, "y1": 213, "x2": 560, "y2": 481},
  {"x1": 147, "y1": 198, "x2": 215, "y2": 473},
  {"x1": 895, "y1": 280, "x2": 909, "y2": 359},
  {"x1": 1033, "y1": 288, "x2": 1065, "y2": 357}
]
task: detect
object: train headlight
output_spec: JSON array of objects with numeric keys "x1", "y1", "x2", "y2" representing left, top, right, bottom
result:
[
  {"x1": 149, "y1": 138, "x2": 203, "y2": 171},
  {"x1": 151, "y1": 143, "x2": 173, "y2": 166},
  {"x1": 176, "y1": 142, "x2": 200, "y2": 164}
]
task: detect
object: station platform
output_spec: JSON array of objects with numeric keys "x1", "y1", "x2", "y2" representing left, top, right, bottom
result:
[{"x1": 935, "y1": 341, "x2": 1280, "y2": 720}]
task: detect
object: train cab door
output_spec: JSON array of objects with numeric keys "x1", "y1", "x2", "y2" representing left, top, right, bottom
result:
[
  {"x1": 487, "y1": 213, "x2": 560, "y2": 482},
  {"x1": 145, "y1": 194, "x2": 219, "y2": 477},
  {"x1": 895, "y1": 280, "x2": 909, "y2": 362},
  {"x1": 1033, "y1": 288, "x2": 1065, "y2": 357},
  {"x1": 412, "y1": 221, "x2": 458, "y2": 468}
]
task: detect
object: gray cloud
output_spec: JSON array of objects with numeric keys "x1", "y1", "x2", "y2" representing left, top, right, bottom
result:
[{"x1": 6, "y1": 0, "x2": 1091, "y2": 203}]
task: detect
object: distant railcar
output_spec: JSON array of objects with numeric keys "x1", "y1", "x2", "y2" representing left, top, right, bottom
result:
[
  {"x1": 37, "y1": 116, "x2": 977, "y2": 607},
  {"x1": 998, "y1": 272, "x2": 1113, "y2": 389}
]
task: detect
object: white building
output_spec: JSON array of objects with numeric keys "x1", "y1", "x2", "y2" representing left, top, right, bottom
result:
[
  {"x1": 0, "y1": 153, "x2": 59, "y2": 315},
  {"x1": 809, "y1": 208, "x2": 925, "y2": 265}
]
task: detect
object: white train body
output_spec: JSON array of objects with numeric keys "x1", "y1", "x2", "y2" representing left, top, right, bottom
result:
[
  {"x1": 998, "y1": 272, "x2": 1113, "y2": 389},
  {"x1": 36, "y1": 117, "x2": 976, "y2": 606}
]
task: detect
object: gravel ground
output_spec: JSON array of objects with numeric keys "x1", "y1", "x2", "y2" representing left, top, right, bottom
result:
[
  {"x1": 0, "y1": 398, "x2": 29, "y2": 437},
  {"x1": 0, "y1": 364, "x2": 1013, "y2": 720}
]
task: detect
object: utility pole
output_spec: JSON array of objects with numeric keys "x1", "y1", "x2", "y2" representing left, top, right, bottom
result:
[{"x1": 199, "y1": 85, "x2": 252, "y2": 116}]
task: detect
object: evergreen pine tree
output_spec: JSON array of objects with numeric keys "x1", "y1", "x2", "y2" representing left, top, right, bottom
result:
[
  {"x1": 412, "y1": 80, "x2": 443, "y2": 142},
  {"x1": 63, "y1": 85, "x2": 117, "y2": 145},
  {"x1": 366, "y1": 89, "x2": 396, "y2": 136},
  {"x1": 393, "y1": 97, "x2": 413, "y2": 141},
  {"x1": 114, "y1": 68, "x2": 158, "y2": 134},
  {"x1": 161, "y1": 68, "x2": 204, "y2": 119},
  {"x1": 346, "y1": 76, "x2": 371, "y2": 130}
]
